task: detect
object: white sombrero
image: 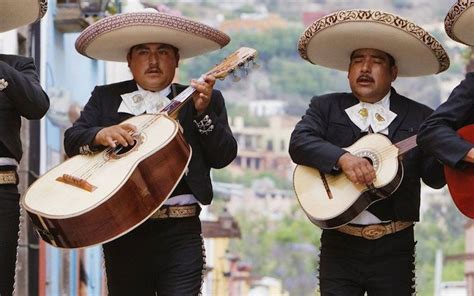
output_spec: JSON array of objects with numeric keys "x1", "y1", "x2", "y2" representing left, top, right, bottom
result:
[
  {"x1": 1, "y1": 0, "x2": 47, "y2": 33},
  {"x1": 298, "y1": 9, "x2": 450, "y2": 77},
  {"x1": 75, "y1": 9, "x2": 230, "y2": 62},
  {"x1": 445, "y1": 0, "x2": 474, "y2": 46}
]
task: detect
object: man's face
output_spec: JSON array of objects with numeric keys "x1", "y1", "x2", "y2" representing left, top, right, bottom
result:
[
  {"x1": 348, "y1": 48, "x2": 398, "y2": 103},
  {"x1": 127, "y1": 43, "x2": 179, "y2": 92}
]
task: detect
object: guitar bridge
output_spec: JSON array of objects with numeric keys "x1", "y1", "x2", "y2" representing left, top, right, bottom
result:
[{"x1": 56, "y1": 174, "x2": 97, "y2": 192}]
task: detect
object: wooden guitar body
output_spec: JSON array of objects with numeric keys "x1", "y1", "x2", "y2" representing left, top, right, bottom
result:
[
  {"x1": 294, "y1": 133, "x2": 411, "y2": 229},
  {"x1": 22, "y1": 115, "x2": 191, "y2": 248},
  {"x1": 444, "y1": 124, "x2": 474, "y2": 218}
]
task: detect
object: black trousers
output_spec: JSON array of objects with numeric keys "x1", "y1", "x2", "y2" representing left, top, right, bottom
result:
[
  {"x1": 103, "y1": 215, "x2": 205, "y2": 296},
  {"x1": 0, "y1": 184, "x2": 20, "y2": 296},
  {"x1": 319, "y1": 226, "x2": 416, "y2": 296}
]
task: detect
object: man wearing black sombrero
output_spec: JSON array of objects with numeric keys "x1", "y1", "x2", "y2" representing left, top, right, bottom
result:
[
  {"x1": 289, "y1": 9, "x2": 448, "y2": 295},
  {"x1": 64, "y1": 9, "x2": 237, "y2": 295},
  {"x1": 418, "y1": 2, "x2": 474, "y2": 192},
  {"x1": 0, "y1": 1, "x2": 50, "y2": 295}
]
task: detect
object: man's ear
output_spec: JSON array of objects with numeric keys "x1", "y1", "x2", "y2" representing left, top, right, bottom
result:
[
  {"x1": 126, "y1": 52, "x2": 132, "y2": 68},
  {"x1": 391, "y1": 65, "x2": 398, "y2": 82},
  {"x1": 176, "y1": 53, "x2": 180, "y2": 68}
]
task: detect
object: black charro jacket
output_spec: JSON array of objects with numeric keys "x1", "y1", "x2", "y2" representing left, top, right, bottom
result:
[
  {"x1": 64, "y1": 80, "x2": 237, "y2": 205},
  {"x1": 0, "y1": 54, "x2": 50, "y2": 161},
  {"x1": 418, "y1": 72, "x2": 474, "y2": 169}
]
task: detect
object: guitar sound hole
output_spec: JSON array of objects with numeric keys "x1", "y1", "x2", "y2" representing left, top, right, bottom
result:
[
  {"x1": 364, "y1": 157, "x2": 374, "y2": 166},
  {"x1": 114, "y1": 140, "x2": 137, "y2": 156},
  {"x1": 356, "y1": 150, "x2": 379, "y2": 170}
]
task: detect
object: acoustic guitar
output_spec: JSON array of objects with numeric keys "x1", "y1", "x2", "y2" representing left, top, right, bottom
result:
[
  {"x1": 444, "y1": 124, "x2": 474, "y2": 218},
  {"x1": 21, "y1": 47, "x2": 258, "y2": 249},
  {"x1": 293, "y1": 133, "x2": 417, "y2": 229}
]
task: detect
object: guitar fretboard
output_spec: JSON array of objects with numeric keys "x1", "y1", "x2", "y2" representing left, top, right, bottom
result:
[
  {"x1": 394, "y1": 135, "x2": 417, "y2": 155},
  {"x1": 160, "y1": 85, "x2": 197, "y2": 117}
]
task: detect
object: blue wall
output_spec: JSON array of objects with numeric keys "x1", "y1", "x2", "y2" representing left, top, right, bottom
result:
[{"x1": 44, "y1": 1, "x2": 106, "y2": 294}]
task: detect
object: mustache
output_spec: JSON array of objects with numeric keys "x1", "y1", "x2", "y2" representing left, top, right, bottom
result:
[
  {"x1": 357, "y1": 74, "x2": 374, "y2": 83},
  {"x1": 145, "y1": 67, "x2": 162, "y2": 74}
]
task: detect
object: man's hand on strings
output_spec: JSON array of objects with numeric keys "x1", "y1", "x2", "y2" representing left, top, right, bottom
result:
[
  {"x1": 191, "y1": 75, "x2": 215, "y2": 115},
  {"x1": 93, "y1": 123, "x2": 137, "y2": 148},
  {"x1": 337, "y1": 152, "x2": 376, "y2": 185}
]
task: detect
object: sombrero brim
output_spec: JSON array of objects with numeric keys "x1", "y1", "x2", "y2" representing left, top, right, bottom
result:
[
  {"x1": 75, "y1": 11, "x2": 230, "y2": 62},
  {"x1": 445, "y1": 1, "x2": 474, "y2": 46},
  {"x1": 1, "y1": 0, "x2": 47, "y2": 33},
  {"x1": 298, "y1": 9, "x2": 450, "y2": 77}
]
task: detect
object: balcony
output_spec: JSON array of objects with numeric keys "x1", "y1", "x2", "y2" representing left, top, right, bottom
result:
[{"x1": 54, "y1": 0, "x2": 113, "y2": 33}]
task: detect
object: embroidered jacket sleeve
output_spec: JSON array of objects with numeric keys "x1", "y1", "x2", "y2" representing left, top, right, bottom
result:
[
  {"x1": 289, "y1": 95, "x2": 348, "y2": 174},
  {"x1": 64, "y1": 86, "x2": 106, "y2": 157},
  {"x1": 418, "y1": 72, "x2": 474, "y2": 169},
  {"x1": 0, "y1": 57, "x2": 49, "y2": 119},
  {"x1": 192, "y1": 89, "x2": 237, "y2": 168}
]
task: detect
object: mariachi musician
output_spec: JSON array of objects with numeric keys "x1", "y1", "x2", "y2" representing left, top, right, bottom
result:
[
  {"x1": 0, "y1": 0, "x2": 50, "y2": 295},
  {"x1": 418, "y1": 1, "x2": 474, "y2": 219},
  {"x1": 289, "y1": 9, "x2": 447, "y2": 295},
  {"x1": 64, "y1": 9, "x2": 237, "y2": 296}
]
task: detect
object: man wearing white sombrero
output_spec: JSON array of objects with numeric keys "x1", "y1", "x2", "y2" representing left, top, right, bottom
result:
[
  {"x1": 289, "y1": 9, "x2": 448, "y2": 294},
  {"x1": 0, "y1": 1, "x2": 49, "y2": 295},
  {"x1": 64, "y1": 9, "x2": 237, "y2": 295},
  {"x1": 418, "y1": 1, "x2": 474, "y2": 184}
]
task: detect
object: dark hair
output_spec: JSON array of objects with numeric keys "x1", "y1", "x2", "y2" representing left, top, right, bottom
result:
[
  {"x1": 350, "y1": 50, "x2": 396, "y2": 67},
  {"x1": 385, "y1": 53, "x2": 396, "y2": 68}
]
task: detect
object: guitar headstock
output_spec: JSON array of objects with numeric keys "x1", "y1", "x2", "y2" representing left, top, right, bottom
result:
[
  {"x1": 206, "y1": 47, "x2": 259, "y2": 82},
  {"x1": 161, "y1": 47, "x2": 258, "y2": 117}
]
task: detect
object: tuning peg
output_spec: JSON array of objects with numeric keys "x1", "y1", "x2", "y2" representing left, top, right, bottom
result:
[
  {"x1": 250, "y1": 59, "x2": 260, "y2": 69},
  {"x1": 231, "y1": 70, "x2": 241, "y2": 82},
  {"x1": 239, "y1": 63, "x2": 249, "y2": 76}
]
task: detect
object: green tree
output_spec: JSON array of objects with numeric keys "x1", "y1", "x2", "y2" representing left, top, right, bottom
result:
[{"x1": 231, "y1": 205, "x2": 321, "y2": 295}]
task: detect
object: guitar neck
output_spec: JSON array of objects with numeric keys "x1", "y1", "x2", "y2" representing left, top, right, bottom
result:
[
  {"x1": 160, "y1": 85, "x2": 197, "y2": 117},
  {"x1": 394, "y1": 135, "x2": 417, "y2": 155}
]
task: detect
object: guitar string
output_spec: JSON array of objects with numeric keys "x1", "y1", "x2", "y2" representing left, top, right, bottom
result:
[
  {"x1": 74, "y1": 114, "x2": 164, "y2": 179},
  {"x1": 70, "y1": 86, "x2": 198, "y2": 180},
  {"x1": 74, "y1": 113, "x2": 164, "y2": 179},
  {"x1": 70, "y1": 112, "x2": 160, "y2": 177},
  {"x1": 322, "y1": 136, "x2": 417, "y2": 184},
  {"x1": 74, "y1": 116, "x2": 411, "y2": 182}
]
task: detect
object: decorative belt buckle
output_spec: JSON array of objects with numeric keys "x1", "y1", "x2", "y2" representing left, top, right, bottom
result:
[
  {"x1": 0, "y1": 171, "x2": 16, "y2": 185},
  {"x1": 361, "y1": 224, "x2": 387, "y2": 240},
  {"x1": 169, "y1": 205, "x2": 196, "y2": 218}
]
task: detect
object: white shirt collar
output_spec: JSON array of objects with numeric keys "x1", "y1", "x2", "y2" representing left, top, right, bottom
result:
[
  {"x1": 373, "y1": 91, "x2": 391, "y2": 109},
  {"x1": 345, "y1": 91, "x2": 397, "y2": 134},
  {"x1": 118, "y1": 84, "x2": 172, "y2": 115},
  {"x1": 136, "y1": 83, "x2": 172, "y2": 98}
]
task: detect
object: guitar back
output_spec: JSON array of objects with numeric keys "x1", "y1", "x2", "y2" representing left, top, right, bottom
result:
[{"x1": 444, "y1": 124, "x2": 474, "y2": 218}]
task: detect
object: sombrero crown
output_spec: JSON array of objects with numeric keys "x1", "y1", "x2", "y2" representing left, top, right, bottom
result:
[
  {"x1": 298, "y1": 9, "x2": 450, "y2": 77},
  {"x1": 75, "y1": 9, "x2": 230, "y2": 62},
  {"x1": 445, "y1": 0, "x2": 474, "y2": 46},
  {"x1": 1, "y1": 0, "x2": 47, "y2": 33}
]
